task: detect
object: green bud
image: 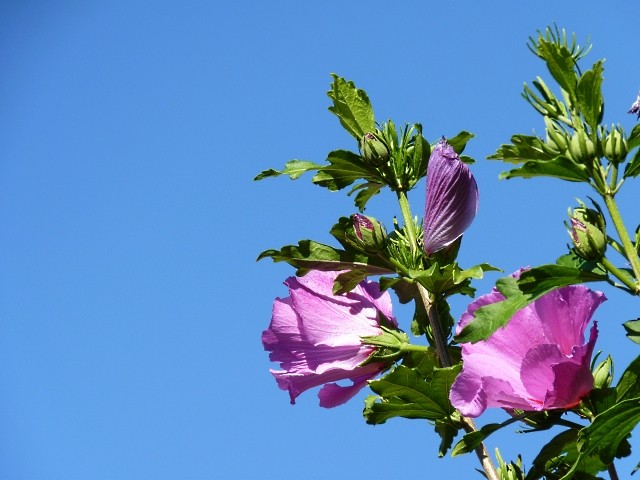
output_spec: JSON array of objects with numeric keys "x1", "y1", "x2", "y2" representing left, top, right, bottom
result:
[
  {"x1": 592, "y1": 355, "x2": 613, "y2": 388},
  {"x1": 360, "y1": 132, "x2": 389, "y2": 166},
  {"x1": 603, "y1": 125, "x2": 627, "y2": 164},
  {"x1": 568, "y1": 200, "x2": 607, "y2": 260},
  {"x1": 346, "y1": 214, "x2": 388, "y2": 254},
  {"x1": 568, "y1": 129, "x2": 596, "y2": 164},
  {"x1": 544, "y1": 117, "x2": 569, "y2": 154}
]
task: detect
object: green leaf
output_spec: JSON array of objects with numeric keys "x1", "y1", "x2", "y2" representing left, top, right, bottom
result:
[
  {"x1": 446, "y1": 131, "x2": 475, "y2": 154},
  {"x1": 576, "y1": 61, "x2": 604, "y2": 129},
  {"x1": 577, "y1": 398, "x2": 640, "y2": 464},
  {"x1": 623, "y1": 319, "x2": 640, "y2": 345},
  {"x1": 312, "y1": 149, "x2": 375, "y2": 191},
  {"x1": 435, "y1": 421, "x2": 459, "y2": 457},
  {"x1": 254, "y1": 159, "x2": 323, "y2": 181},
  {"x1": 536, "y1": 36, "x2": 579, "y2": 98},
  {"x1": 489, "y1": 134, "x2": 558, "y2": 164},
  {"x1": 628, "y1": 124, "x2": 640, "y2": 151},
  {"x1": 257, "y1": 240, "x2": 393, "y2": 275},
  {"x1": 327, "y1": 74, "x2": 375, "y2": 140},
  {"x1": 364, "y1": 364, "x2": 461, "y2": 424},
  {"x1": 349, "y1": 181, "x2": 384, "y2": 212},
  {"x1": 616, "y1": 354, "x2": 640, "y2": 402},
  {"x1": 451, "y1": 422, "x2": 507, "y2": 457},
  {"x1": 333, "y1": 269, "x2": 369, "y2": 295},
  {"x1": 379, "y1": 276, "x2": 416, "y2": 304},
  {"x1": 623, "y1": 148, "x2": 640, "y2": 178},
  {"x1": 499, "y1": 156, "x2": 591, "y2": 182},
  {"x1": 456, "y1": 265, "x2": 607, "y2": 343}
]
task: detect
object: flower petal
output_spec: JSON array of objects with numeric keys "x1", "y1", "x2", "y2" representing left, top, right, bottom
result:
[{"x1": 424, "y1": 139, "x2": 478, "y2": 254}]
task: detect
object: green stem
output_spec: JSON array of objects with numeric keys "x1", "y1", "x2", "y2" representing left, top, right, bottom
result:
[
  {"x1": 417, "y1": 284, "x2": 451, "y2": 367},
  {"x1": 414, "y1": 282, "x2": 499, "y2": 480},
  {"x1": 396, "y1": 190, "x2": 418, "y2": 253},
  {"x1": 601, "y1": 257, "x2": 638, "y2": 292},
  {"x1": 603, "y1": 193, "x2": 640, "y2": 290},
  {"x1": 398, "y1": 343, "x2": 431, "y2": 353}
]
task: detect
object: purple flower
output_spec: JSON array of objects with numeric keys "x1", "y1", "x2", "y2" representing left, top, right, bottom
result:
[
  {"x1": 424, "y1": 139, "x2": 479, "y2": 254},
  {"x1": 450, "y1": 275, "x2": 606, "y2": 418},
  {"x1": 262, "y1": 270, "x2": 397, "y2": 408},
  {"x1": 629, "y1": 91, "x2": 640, "y2": 119}
]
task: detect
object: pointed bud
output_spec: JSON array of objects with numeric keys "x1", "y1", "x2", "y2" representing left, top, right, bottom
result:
[
  {"x1": 424, "y1": 139, "x2": 478, "y2": 254},
  {"x1": 345, "y1": 214, "x2": 388, "y2": 254},
  {"x1": 603, "y1": 125, "x2": 627, "y2": 164},
  {"x1": 592, "y1": 355, "x2": 613, "y2": 389},
  {"x1": 360, "y1": 132, "x2": 389, "y2": 166},
  {"x1": 568, "y1": 129, "x2": 596, "y2": 165},
  {"x1": 568, "y1": 201, "x2": 606, "y2": 261}
]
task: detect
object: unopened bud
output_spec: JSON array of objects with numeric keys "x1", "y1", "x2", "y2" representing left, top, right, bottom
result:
[
  {"x1": 603, "y1": 126, "x2": 627, "y2": 164},
  {"x1": 346, "y1": 214, "x2": 388, "y2": 254},
  {"x1": 569, "y1": 130, "x2": 596, "y2": 164},
  {"x1": 593, "y1": 355, "x2": 613, "y2": 389},
  {"x1": 568, "y1": 201, "x2": 606, "y2": 261},
  {"x1": 544, "y1": 117, "x2": 569, "y2": 154},
  {"x1": 360, "y1": 132, "x2": 389, "y2": 166}
]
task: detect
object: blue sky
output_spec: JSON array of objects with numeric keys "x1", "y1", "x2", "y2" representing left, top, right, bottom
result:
[{"x1": 1, "y1": 2, "x2": 640, "y2": 479}]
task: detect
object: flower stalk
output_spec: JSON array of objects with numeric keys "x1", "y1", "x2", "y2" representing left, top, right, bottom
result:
[{"x1": 602, "y1": 193, "x2": 640, "y2": 291}]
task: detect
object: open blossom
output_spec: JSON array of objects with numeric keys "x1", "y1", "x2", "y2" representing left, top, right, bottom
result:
[
  {"x1": 450, "y1": 276, "x2": 606, "y2": 418},
  {"x1": 262, "y1": 270, "x2": 397, "y2": 408},
  {"x1": 424, "y1": 139, "x2": 479, "y2": 254}
]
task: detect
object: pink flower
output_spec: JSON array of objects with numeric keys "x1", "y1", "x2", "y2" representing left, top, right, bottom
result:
[
  {"x1": 262, "y1": 270, "x2": 397, "y2": 408},
  {"x1": 450, "y1": 277, "x2": 606, "y2": 417},
  {"x1": 423, "y1": 139, "x2": 479, "y2": 254}
]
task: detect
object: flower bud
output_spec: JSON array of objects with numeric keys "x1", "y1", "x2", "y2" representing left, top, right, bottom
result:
[
  {"x1": 347, "y1": 214, "x2": 388, "y2": 254},
  {"x1": 544, "y1": 117, "x2": 569, "y2": 154},
  {"x1": 360, "y1": 132, "x2": 389, "y2": 166},
  {"x1": 568, "y1": 202, "x2": 606, "y2": 261},
  {"x1": 592, "y1": 355, "x2": 613, "y2": 389},
  {"x1": 603, "y1": 125, "x2": 627, "y2": 164},
  {"x1": 568, "y1": 129, "x2": 595, "y2": 165}
]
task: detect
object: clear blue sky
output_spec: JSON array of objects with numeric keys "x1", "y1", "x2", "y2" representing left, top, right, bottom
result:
[{"x1": 1, "y1": 2, "x2": 639, "y2": 479}]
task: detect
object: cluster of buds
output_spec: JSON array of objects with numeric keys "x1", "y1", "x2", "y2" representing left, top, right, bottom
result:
[{"x1": 568, "y1": 200, "x2": 607, "y2": 261}]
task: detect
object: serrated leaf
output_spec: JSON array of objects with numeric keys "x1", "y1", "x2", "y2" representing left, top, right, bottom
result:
[
  {"x1": 576, "y1": 61, "x2": 604, "y2": 129},
  {"x1": 254, "y1": 160, "x2": 323, "y2": 181},
  {"x1": 350, "y1": 181, "x2": 384, "y2": 212},
  {"x1": 312, "y1": 149, "x2": 376, "y2": 191},
  {"x1": 623, "y1": 319, "x2": 640, "y2": 345},
  {"x1": 577, "y1": 398, "x2": 640, "y2": 465},
  {"x1": 327, "y1": 74, "x2": 375, "y2": 140},
  {"x1": 447, "y1": 131, "x2": 475, "y2": 154},
  {"x1": 617, "y1": 354, "x2": 640, "y2": 402},
  {"x1": 490, "y1": 134, "x2": 559, "y2": 163},
  {"x1": 628, "y1": 124, "x2": 640, "y2": 151},
  {"x1": 435, "y1": 421, "x2": 460, "y2": 457},
  {"x1": 538, "y1": 38, "x2": 579, "y2": 97},
  {"x1": 257, "y1": 240, "x2": 393, "y2": 275},
  {"x1": 623, "y1": 148, "x2": 640, "y2": 178},
  {"x1": 364, "y1": 364, "x2": 461, "y2": 424},
  {"x1": 379, "y1": 276, "x2": 416, "y2": 303},
  {"x1": 456, "y1": 265, "x2": 607, "y2": 344},
  {"x1": 453, "y1": 263, "x2": 502, "y2": 284},
  {"x1": 451, "y1": 422, "x2": 506, "y2": 457},
  {"x1": 333, "y1": 269, "x2": 369, "y2": 295},
  {"x1": 499, "y1": 156, "x2": 591, "y2": 182}
]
